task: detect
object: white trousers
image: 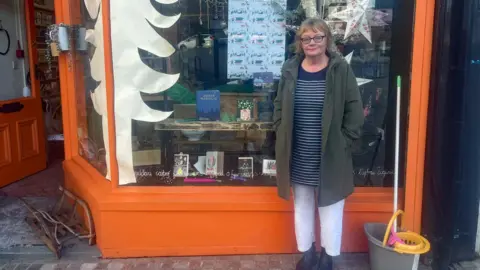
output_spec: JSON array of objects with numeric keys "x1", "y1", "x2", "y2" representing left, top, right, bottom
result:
[{"x1": 293, "y1": 183, "x2": 345, "y2": 256}]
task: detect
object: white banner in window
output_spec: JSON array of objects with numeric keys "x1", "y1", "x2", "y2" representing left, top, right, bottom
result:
[{"x1": 227, "y1": 0, "x2": 287, "y2": 79}]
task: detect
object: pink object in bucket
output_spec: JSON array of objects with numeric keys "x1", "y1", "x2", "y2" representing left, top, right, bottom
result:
[{"x1": 388, "y1": 226, "x2": 405, "y2": 246}]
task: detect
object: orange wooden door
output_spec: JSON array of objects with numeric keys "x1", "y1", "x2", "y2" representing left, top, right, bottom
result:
[{"x1": 0, "y1": 0, "x2": 46, "y2": 188}]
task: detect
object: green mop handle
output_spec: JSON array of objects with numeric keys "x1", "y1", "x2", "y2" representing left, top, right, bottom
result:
[{"x1": 394, "y1": 76, "x2": 401, "y2": 232}]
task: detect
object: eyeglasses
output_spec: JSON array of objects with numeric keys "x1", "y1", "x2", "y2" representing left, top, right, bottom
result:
[{"x1": 300, "y1": 35, "x2": 326, "y2": 45}]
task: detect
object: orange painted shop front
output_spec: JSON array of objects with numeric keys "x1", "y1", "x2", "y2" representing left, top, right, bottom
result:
[{"x1": 50, "y1": 0, "x2": 434, "y2": 258}]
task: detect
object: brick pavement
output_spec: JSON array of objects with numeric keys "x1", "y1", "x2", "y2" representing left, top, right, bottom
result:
[{"x1": 0, "y1": 254, "x2": 377, "y2": 270}]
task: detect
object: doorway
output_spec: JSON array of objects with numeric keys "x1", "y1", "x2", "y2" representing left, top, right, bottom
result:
[
  {"x1": 33, "y1": 0, "x2": 64, "y2": 153},
  {"x1": 0, "y1": 0, "x2": 63, "y2": 188},
  {"x1": 0, "y1": 0, "x2": 66, "y2": 251}
]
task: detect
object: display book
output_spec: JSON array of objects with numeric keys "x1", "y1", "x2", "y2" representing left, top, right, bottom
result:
[
  {"x1": 253, "y1": 72, "x2": 275, "y2": 122},
  {"x1": 175, "y1": 152, "x2": 277, "y2": 183},
  {"x1": 253, "y1": 72, "x2": 274, "y2": 90},
  {"x1": 196, "y1": 90, "x2": 221, "y2": 121},
  {"x1": 173, "y1": 86, "x2": 276, "y2": 183}
]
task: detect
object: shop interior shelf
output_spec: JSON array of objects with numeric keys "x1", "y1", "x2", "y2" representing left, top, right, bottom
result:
[
  {"x1": 154, "y1": 119, "x2": 274, "y2": 131},
  {"x1": 172, "y1": 139, "x2": 245, "y2": 144}
]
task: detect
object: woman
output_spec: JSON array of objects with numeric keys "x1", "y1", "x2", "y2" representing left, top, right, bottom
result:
[{"x1": 273, "y1": 18, "x2": 364, "y2": 270}]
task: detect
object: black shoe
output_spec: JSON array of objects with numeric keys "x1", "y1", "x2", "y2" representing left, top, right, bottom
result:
[
  {"x1": 317, "y1": 248, "x2": 333, "y2": 270},
  {"x1": 296, "y1": 243, "x2": 318, "y2": 270}
]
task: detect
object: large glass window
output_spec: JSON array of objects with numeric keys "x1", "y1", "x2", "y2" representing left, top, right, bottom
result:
[
  {"x1": 75, "y1": 0, "x2": 109, "y2": 177},
  {"x1": 107, "y1": 0, "x2": 412, "y2": 187},
  {"x1": 111, "y1": 0, "x2": 292, "y2": 186}
]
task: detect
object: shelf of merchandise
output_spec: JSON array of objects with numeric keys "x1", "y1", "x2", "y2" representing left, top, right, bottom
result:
[
  {"x1": 34, "y1": 4, "x2": 55, "y2": 12},
  {"x1": 153, "y1": 119, "x2": 274, "y2": 184},
  {"x1": 142, "y1": 91, "x2": 272, "y2": 102},
  {"x1": 154, "y1": 119, "x2": 274, "y2": 131},
  {"x1": 34, "y1": 5, "x2": 61, "y2": 136}
]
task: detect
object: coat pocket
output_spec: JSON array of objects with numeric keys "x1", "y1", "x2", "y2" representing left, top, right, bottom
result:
[{"x1": 341, "y1": 130, "x2": 352, "y2": 149}]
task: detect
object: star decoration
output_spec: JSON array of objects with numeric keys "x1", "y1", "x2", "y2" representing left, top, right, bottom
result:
[
  {"x1": 328, "y1": 0, "x2": 388, "y2": 43},
  {"x1": 345, "y1": 51, "x2": 372, "y2": 86}
]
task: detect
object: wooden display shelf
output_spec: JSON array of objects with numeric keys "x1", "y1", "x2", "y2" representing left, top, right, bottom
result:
[
  {"x1": 40, "y1": 78, "x2": 59, "y2": 83},
  {"x1": 34, "y1": 4, "x2": 55, "y2": 12},
  {"x1": 38, "y1": 61, "x2": 58, "y2": 65},
  {"x1": 142, "y1": 91, "x2": 271, "y2": 102},
  {"x1": 221, "y1": 92, "x2": 272, "y2": 97},
  {"x1": 173, "y1": 139, "x2": 244, "y2": 144},
  {"x1": 154, "y1": 119, "x2": 273, "y2": 131},
  {"x1": 167, "y1": 151, "x2": 266, "y2": 156},
  {"x1": 41, "y1": 94, "x2": 61, "y2": 99}
]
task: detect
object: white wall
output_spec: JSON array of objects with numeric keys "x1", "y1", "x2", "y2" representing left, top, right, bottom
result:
[{"x1": 0, "y1": 0, "x2": 30, "y2": 101}]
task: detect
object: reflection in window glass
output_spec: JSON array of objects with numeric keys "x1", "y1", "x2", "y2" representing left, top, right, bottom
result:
[
  {"x1": 108, "y1": 0, "x2": 298, "y2": 186},
  {"x1": 319, "y1": 0, "x2": 410, "y2": 188},
  {"x1": 76, "y1": 0, "x2": 109, "y2": 177},
  {"x1": 110, "y1": 0, "x2": 409, "y2": 187}
]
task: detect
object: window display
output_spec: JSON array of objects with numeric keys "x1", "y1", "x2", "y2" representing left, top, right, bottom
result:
[
  {"x1": 227, "y1": 0, "x2": 286, "y2": 79},
  {"x1": 103, "y1": 0, "x2": 290, "y2": 186},
  {"x1": 104, "y1": 0, "x2": 409, "y2": 187}
]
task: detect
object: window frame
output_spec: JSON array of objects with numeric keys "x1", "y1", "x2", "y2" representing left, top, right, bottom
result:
[{"x1": 58, "y1": 0, "x2": 435, "y2": 233}]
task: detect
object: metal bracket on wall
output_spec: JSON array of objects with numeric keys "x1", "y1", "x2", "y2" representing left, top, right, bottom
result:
[{"x1": 45, "y1": 24, "x2": 87, "y2": 72}]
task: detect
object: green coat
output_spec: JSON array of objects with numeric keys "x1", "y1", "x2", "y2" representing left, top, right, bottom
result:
[{"x1": 273, "y1": 52, "x2": 364, "y2": 207}]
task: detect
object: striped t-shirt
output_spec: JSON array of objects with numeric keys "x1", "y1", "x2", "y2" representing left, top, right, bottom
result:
[{"x1": 290, "y1": 65, "x2": 327, "y2": 186}]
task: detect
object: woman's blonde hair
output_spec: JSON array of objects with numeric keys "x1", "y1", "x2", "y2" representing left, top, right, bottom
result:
[{"x1": 295, "y1": 17, "x2": 336, "y2": 55}]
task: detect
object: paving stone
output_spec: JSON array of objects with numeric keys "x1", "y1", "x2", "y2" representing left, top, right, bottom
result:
[
  {"x1": 1, "y1": 264, "x2": 18, "y2": 270},
  {"x1": 92, "y1": 263, "x2": 110, "y2": 270},
  {"x1": 13, "y1": 265, "x2": 30, "y2": 270},
  {"x1": 25, "y1": 264, "x2": 43, "y2": 270},
  {"x1": 64, "y1": 264, "x2": 83, "y2": 269},
  {"x1": 199, "y1": 259, "x2": 216, "y2": 269},
  {"x1": 0, "y1": 253, "x2": 441, "y2": 270},
  {"x1": 105, "y1": 263, "x2": 124, "y2": 270},
  {"x1": 171, "y1": 260, "x2": 189, "y2": 269},
  {"x1": 254, "y1": 260, "x2": 269, "y2": 269},
  {"x1": 239, "y1": 259, "x2": 255, "y2": 269},
  {"x1": 253, "y1": 255, "x2": 269, "y2": 262},
  {"x1": 39, "y1": 264, "x2": 57, "y2": 270},
  {"x1": 79, "y1": 263, "x2": 98, "y2": 270}
]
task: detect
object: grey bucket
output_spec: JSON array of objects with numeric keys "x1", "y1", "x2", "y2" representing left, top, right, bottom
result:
[{"x1": 364, "y1": 223, "x2": 421, "y2": 270}]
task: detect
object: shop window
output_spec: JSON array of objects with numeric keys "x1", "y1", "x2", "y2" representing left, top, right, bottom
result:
[
  {"x1": 318, "y1": 0, "x2": 412, "y2": 188},
  {"x1": 76, "y1": 0, "x2": 110, "y2": 178},
  {"x1": 106, "y1": 0, "x2": 410, "y2": 187}
]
